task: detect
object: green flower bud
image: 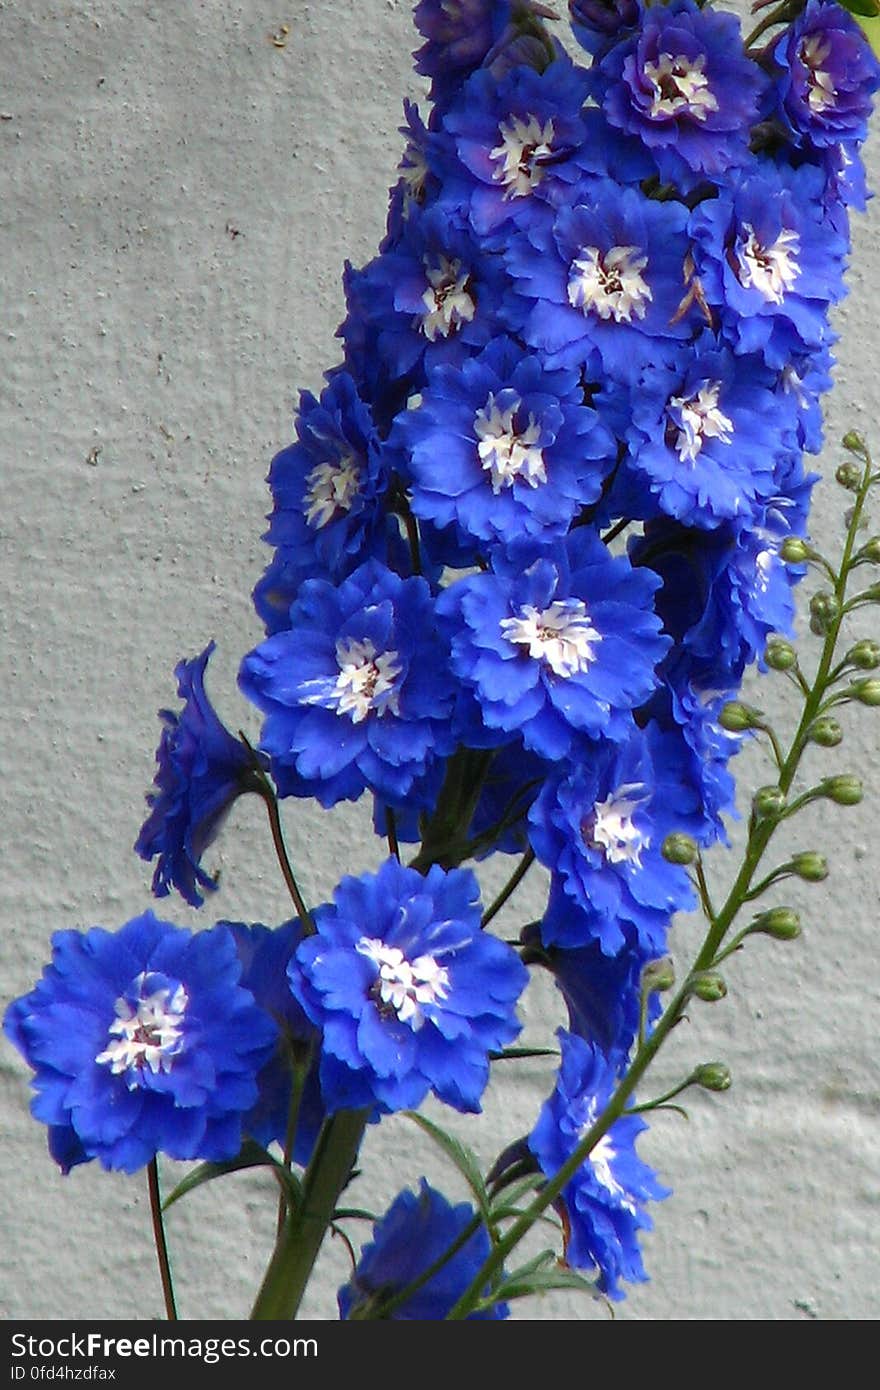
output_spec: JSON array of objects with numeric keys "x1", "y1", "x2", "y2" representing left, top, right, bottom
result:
[
  {"x1": 689, "y1": 971, "x2": 727, "y2": 1003},
  {"x1": 751, "y1": 906, "x2": 802, "y2": 940},
  {"x1": 661, "y1": 832, "x2": 698, "y2": 865},
  {"x1": 809, "y1": 591, "x2": 840, "y2": 635},
  {"x1": 808, "y1": 715, "x2": 843, "y2": 747},
  {"x1": 753, "y1": 785, "x2": 786, "y2": 820},
  {"x1": 693, "y1": 1062, "x2": 732, "y2": 1092},
  {"x1": 718, "y1": 701, "x2": 761, "y2": 732},
  {"x1": 820, "y1": 774, "x2": 863, "y2": 806},
  {"x1": 857, "y1": 539, "x2": 880, "y2": 565},
  {"x1": 764, "y1": 636, "x2": 798, "y2": 671},
  {"x1": 836, "y1": 460, "x2": 863, "y2": 491},
  {"x1": 847, "y1": 639, "x2": 880, "y2": 670},
  {"x1": 780, "y1": 536, "x2": 811, "y2": 564},
  {"x1": 842, "y1": 429, "x2": 868, "y2": 457},
  {"x1": 642, "y1": 956, "x2": 676, "y2": 993},
  {"x1": 850, "y1": 677, "x2": 880, "y2": 706},
  {"x1": 791, "y1": 851, "x2": 829, "y2": 882}
]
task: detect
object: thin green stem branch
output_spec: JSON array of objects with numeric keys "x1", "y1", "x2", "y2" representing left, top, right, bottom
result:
[
  {"x1": 482, "y1": 848, "x2": 536, "y2": 928},
  {"x1": 148, "y1": 1159, "x2": 178, "y2": 1321}
]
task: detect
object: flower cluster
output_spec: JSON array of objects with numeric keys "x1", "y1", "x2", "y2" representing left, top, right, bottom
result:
[{"x1": 5, "y1": 0, "x2": 878, "y2": 1317}]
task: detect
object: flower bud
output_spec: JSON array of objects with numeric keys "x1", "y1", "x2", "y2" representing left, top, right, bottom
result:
[
  {"x1": 718, "y1": 701, "x2": 761, "y2": 732},
  {"x1": 764, "y1": 636, "x2": 798, "y2": 671},
  {"x1": 857, "y1": 539, "x2": 880, "y2": 565},
  {"x1": 693, "y1": 1062, "x2": 732, "y2": 1092},
  {"x1": 808, "y1": 715, "x2": 843, "y2": 747},
  {"x1": 661, "y1": 832, "x2": 698, "y2": 865},
  {"x1": 642, "y1": 955, "x2": 675, "y2": 993},
  {"x1": 820, "y1": 774, "x2": 863, "y2": 806},
  {"x1": 809, "y1": 591, "x2": 840, "y2": 635},
  {"x1": 689, "y1": 971, "x2": 727, "y2": 1002},
  {"x1": 849, "y1": 677, "x2": 880, "y2": 705},
  {"x1": 847, "y1": 639, "x2": 880, "y2": 670},
  {"x1": 753, "y1": 785, "x2": 786, "y2": 820},
  {"x1": 842, "y1": 429, "x2": 868, "y2": 457},
  {"x1": 780, "y1": 536, "x2": 810, "y2": 564},
  {"x1": 791, "y1": 851, "x2": 829, "y2": 882},
  {"x1": 836, "y1": 460, "x2": 862, "y2": 491},
  {"x1": 751, "y1": 906, "x2": 802, "y2": 940}
]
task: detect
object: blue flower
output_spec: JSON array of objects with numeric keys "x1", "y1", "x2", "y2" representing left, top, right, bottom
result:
[
  {"x1": 596, "y1": 0, "x2": 764, "y2": 191},
  {"x1": 135, "y1": 642, "x2": 264, "y2": 908},
  {"x1": 396, "y1": 335, "x2": 614, "y2": 546},
  {"x1": 438, "y1": 531, "x2": 669, "y2": 758},
  {"x1": 569, "y1": 0, "x2": 639, "y2": 60},
  {"x1": 528, "y1": 1031, "x2": 667, "y2": 1299},
  {"x1": 290, "y1": 858, "x2": 528, "y2": 1115},
  {"x1": 768, "y1": 0, "x2": 880, "y2": 152},
  {"x1": 414, "y1": 0, "x2": 558, "y2": 113},
  {"x1": 338, "y1": 1179, "x2": 508, "y2": 1319},
  {"x1": 3, "y1": 912, "x2": 278, "y2": 1174},
  {"x1": 240, "y1": 560, "x2": 456, "y2": 809}
]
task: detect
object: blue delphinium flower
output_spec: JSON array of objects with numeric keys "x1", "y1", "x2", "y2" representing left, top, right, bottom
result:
[
  {"x1": 767, "y1": 0, "x2": 880, "y2": 153},
  {"x1": 528, "y1": 1030, "x2": 667, "y2": 1299},
  {"x1": 338, "y1": 1179, "x2": 508, "y2": 1319},
  {"x1": 396, "y1": 335, "x2": 614, "y2": 546},
  {"x1": 135, "y1": 642, "x2": 265, "y2": 908},
  {"x1": 290, "y1": 857, "x2": 528, "y2": 1114},
  {"x1": 595, "y1": 0, "x2": 765, "y2": 191},
  {"x1": 3, "y1": 912, "x2": 278, "y2": 1174},
  {"x1": 569, "y1": 0, "x2": 639, "y2": 60},
  {"x1": 438, "y1": 530, "x2": 669, "y2": 758},
  {"x1": 239, "y1": 560, "x2": 456, "y2": 808}
]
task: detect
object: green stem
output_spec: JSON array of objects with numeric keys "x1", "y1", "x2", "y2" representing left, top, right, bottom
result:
[
  {"x1": 257, "y1": 785, "x2": 315, "y2": 932},
  {"x1": 148, "y1": 1159, "x2": 178, "y2": 1321},
  {"x1": 482, "y1": 848, "x2": 536, "y2": 927}
]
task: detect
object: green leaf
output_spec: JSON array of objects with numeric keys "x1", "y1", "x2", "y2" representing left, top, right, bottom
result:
[
  {"x1": 857, "y1": 13, "x2": 880, "y2": 55},
  {"x1": 403, "y1": 1112, "x2": 490, "y2": 1220},
  {"x1": 488, "y1": 1045, "x2": 560, "y2": 1062},
  {"x1": 162, "y1": 1139, "x2": 302, "y2": 1215},
  {"x1": 844, "y1": 0, "x2": 880, "y2": 19},
  {"x1": 491, "y1": 1254, "x2": 599, "y2": 1304}
]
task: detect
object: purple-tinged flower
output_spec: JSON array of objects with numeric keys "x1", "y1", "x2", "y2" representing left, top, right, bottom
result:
[
  {"x1": 505, "y1": 178, "x2": 694, "y2": 381},
  {"x1": 768, "y1": 0, "x2": 880, "y2": 152},
  {"x1": 290, "y1": 858, "x2": 528, "y2": 1115},
  {"x1": 596, "y1": 0, "x2": 765, "y2": 190},
  {"x1": 528, "y1": 1031, "x2": 667, "y2": 1299},
  {"x1": 228, "y1": 920, "x2": 324, "y2": 1164},
  {"x1": 438, "y1": 531, "x2": 669, "y2": 759},
  {"x1": 3, "y1": 912, "x2": 277, "y2": 1174},
  {"x1": 528, "y1": 729, "x2": 694, "y2": 956},
  {"x1": 569, "y1": 0, "x2": 639, "y2": 59},
  {"x1": 414, "y1": 0, "x2": 558, "y2": 111},
  {"x1": 689, "y1": 160, "x2": 848, "y2": 369},
  {"x1": 396, "y1": 335, "x2": 614, "y2": 546},
  {"x1": 383, "y1": 100, "x2": 446, "y2": 250},
  {"x1": 339, "y1": 1180, "x2": 508, "y2": 1319},
  {"x1": 239, "y1": 560, "x2": 456, "y2": 809},
  {"x1": 135, "y1": 642, "x2": 265, "y2": 908},
  {"x1": 622, "y1": 337, "x2": 798, "y2": 529}
]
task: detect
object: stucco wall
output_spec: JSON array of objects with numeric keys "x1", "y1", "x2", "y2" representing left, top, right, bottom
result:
[{"x1": 1, "y1": 0, "x2": 878, "y2": 1320}]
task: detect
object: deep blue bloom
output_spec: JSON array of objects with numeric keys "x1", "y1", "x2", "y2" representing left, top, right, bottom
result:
[
  {"x1": 338, "y1": 1179, "x2": 508, "y2": 1319},
  {"x1": 528, "y1": 1030, "x2": 667, "y2": 1299},
  {"x1": 290, "y1": 858, "x2": 528, "y2": 1115},
  {"x1": 240, "y1": 560, "x2": 456, "y2": 809},
  {"x1": 396, "y1": 335, "x2": 614, "y2": 546},
  {"x1": 528, "y1": 728, "x2": 694, "y2": 955},
  {"x1": 414, "y1": 0, "x2": 559, "y2": 112},
  {"x1": 505, "y1": 178, "x2": 694, "y2": 381},
  {"x1": 438, "y1": 530, "x2": 669, "y2": 758},
  {"x1": 767, "y1": 0, "x2": 880, "y2": 152},
  {"x1": 3, "y1": 912, "x2": 277, "y2": 1174},
  {"x1": 135, "y1": 642, "x2": 264, "y2": 908},
  {"x1": 228, "y1": 920, "x2": 324, "y2": 1164},
  {"x1": 569, "y1": 0, "x2": 639, "y2": 59},
  {"x1": 596, "y1": 0, "x2": 764, "y2": 191}
]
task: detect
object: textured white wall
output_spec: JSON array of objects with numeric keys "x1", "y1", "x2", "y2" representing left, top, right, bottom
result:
[{"x1": 1, "y1": 0, "x2": 878, "y2": 1321}]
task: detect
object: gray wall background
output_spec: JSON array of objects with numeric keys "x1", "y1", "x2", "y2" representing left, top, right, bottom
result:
[{"x1": 1, "y1": 0, "x2": 878, "y2": 1321}]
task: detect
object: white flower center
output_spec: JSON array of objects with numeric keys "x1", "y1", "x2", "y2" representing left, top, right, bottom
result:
[
  {"x1": 474, "y1": 394, "x2": 547, "y2": 493},
  {"x1": 568, "y1": 245, "x2": 652, "y2": 323},
  {"x1": 582, "y1": 783, "x2": 649, "y2": 866},
  {"x1": 303, "y1": 454, "x2": 361, "y2": 528},
  {"x1": 95, "y1": 972, "x2": 188, "y2": 1085},
  {"x1": 310, "y1": 637, "x2": 402, "y2": 723},
  {"x1": 666, "y1": 379, "x2": 734, "y2": 464},
  {"x1": 579, "y1": 1103, "x2": 636, "y2": 1210},
  {"x1": 643, "y1": 52, "x2": 719, "y2": 122},
  {"x1": 735, "y1": 224, "x2": 800, "y2": 304},
  {"x1": 399, "y1": 140, "x2": 429, "y2": 203},
  {"x1": 357, "y1": 937, "x2": 450, "y2": 1031},
  {"x1": 799, "y1": 34, "x2": 837, "y2": 113},
  {"x1": 501, "y1": 598, "x2": 602, "y2": 677},
  {"x1": 491, "y1": 113, "x2": 556, "y2": 198},
  {"x1": 421, "y1": 256, "x2": 476, "y2": 341}
]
